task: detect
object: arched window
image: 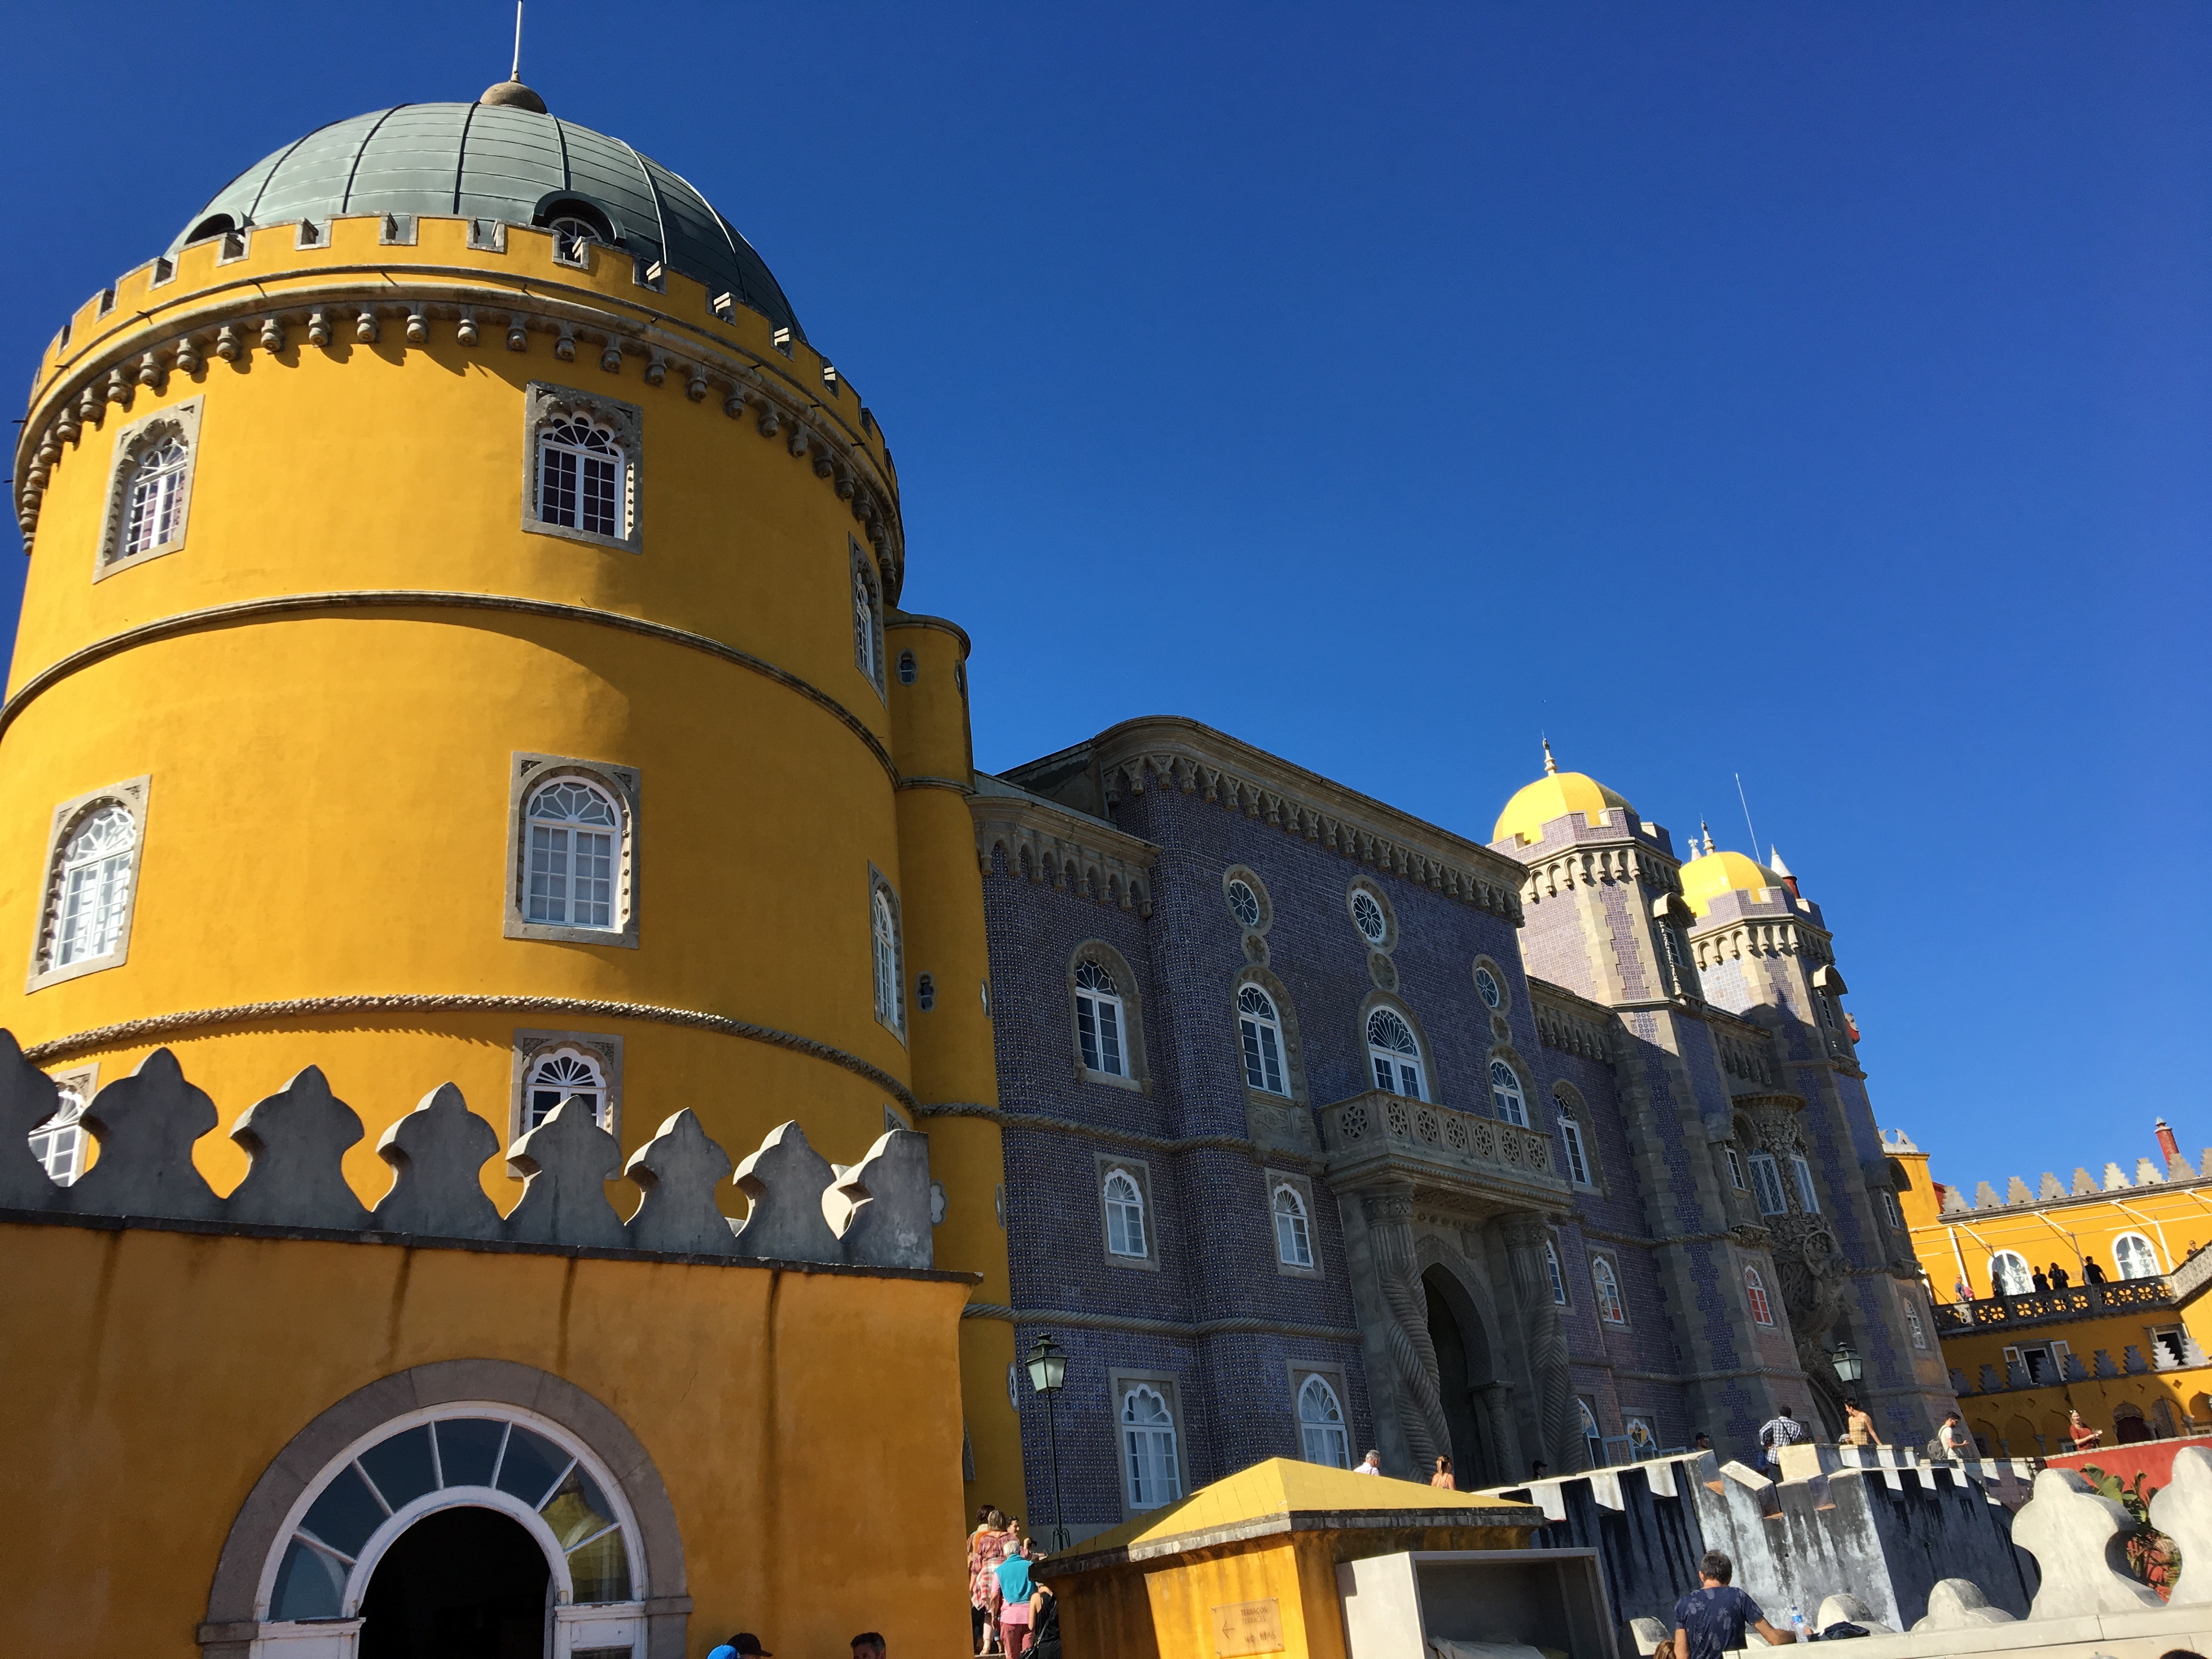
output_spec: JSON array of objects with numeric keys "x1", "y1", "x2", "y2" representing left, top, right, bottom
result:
[
  {"x1": 29, "y1": 1079, "x2": 87, "y2": 1186},
  {"x1": 527, "y1": 1049, "x2": 608, "y2": 1131},
  {"x1": 915, "y1": 971, "x2": 936, "y2": 1012},
  {"x1": 1474, "y1": 963, "x2": 1503, "y2": 1008},
  {"x1": 1273, "y1": 1184, "x2": 1313, "y2": 1267},
  {"x1": 1296, "y1": 1375, "x2": 1349, "y2": 1468},
  {"x1": 549, "y1": 215, "x2": 601, "y2": 262},
  {"x1": 1554, "y1": 1102, "x2": 1590, "y2": 1185},
  {"x1": 1746, "y1": 1152, "x2": 1788, "y2": 1217},
  {"x1": 1238, "y1": 986, "x2": 1288, "y2": 1095},
  {"x1": 1075, "y1": 960, "x2": 1127, "y2": 1077},
  {"x1": 1366, "y1": 1008, "x2": 1424, "y2": 1099},
  {"x1": 267, "y1": 1408, "x2": 639, "y2": 1623},
  {"x1": 1103, "y1": 1168, "x2": 1148, "y2": 1258},
  {"x1": 1592, "y1": 1257, "x2": 1626, "y2": 1324},
  {"x1": 1577, "y1": 1397, "x2": 1605, "y2": 1468},
  {"x1": 853, "y1": 567, "x2": 878, "y2": 682},
  {"x1": 1745, "y1": 1267, "x2": 1773, "y2": 1325},
  {"x1": 1120, "y1": 1385, "x2": 1181, "y2": 1508},
  {"x1": 872, "y1": 887, "x2": 904, "y2": 1033},
  {"x1": 1544, "y1": 1237, "x2": 1568, "y2": 1306},
  {"x1": 2114, "y1": 1234, "x2": 2162, "y2": 1280},
  {"x1": 1350, "y1": 888, "x2": 1389, "y2": 946},
  {"x1": 49, "y1": 803, "x2": 139, "y2": 970},
  {"x1": 538, "y1": 414, "x2": 627, "y2": 539},
  {"x1": 1489, "y1": 1060, "x2": 1527, "y2": 1127},
  {"x1": 525, "y1": 780, "x2": 619, "y2": 929},
  {"x1": 1989, "y1": 1251, "x2": 2034, "y2": 1297},
  {"x1": 120, "y1": 437, "x2": 190, "y2": 560},
  {"x1": 896, "y1": 649, "x2": 918, "y2": 685}
]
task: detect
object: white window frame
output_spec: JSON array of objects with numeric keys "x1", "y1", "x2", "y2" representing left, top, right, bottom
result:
[
  {"x1": 1238, "y1": 985, "x2": 1289, "y2": 1096},
  {"x1": 1905, "y1": 1302, "x2": 1927, "y2": 1350},
  {"x1": 1577, "y1": 1397, "x2": 1605, "y2": 1468},
  {"x1": 1490, "y1": 1059, "x2": 1528, "y2": 1126},
  {"x1": 1225, "y1": 877, "x2": 1265, "y2": 930},
  {"x1": 525, "y1": 778, "x2": 622, "y2": 931},
  {"x1": 850, "y1": 535, "x2": 886, "y2": 698},
  {"x1": 1102, "y1": 1165, "x2": 1151, "y2": 1262},
  {"x1": 1273, "y1": 1182, "x2": 1314, "y2": 1268},
  {"x1": 96, "y1": 396, "x2": 202, "y2": 578},
  {"x1": 1745, "y1": 1267, "x2": 1774, "y2": 1326},
  {"x1": 29, "y1": 1065, "x2": 96, "y2": 1187},
  {"x1": 1294, "y1": 1373, "x2": 1350, "y2": 1468},
  {"x1": 504, "y1": 755, "x2": 639, "y2": 949},
  {"x1": 1592, "y1": 1256, "x2": 1627, "y2": 1325},
  {"x1": 1075, "y1": 958, "x2": 1129, "y2": 1080},
  {"x1": 1365, "y1": 1007, "x2": 1425, "y2": 1100},
  {"x1": 1747, "y1": 1152, "x2": 1788, "y2": 1217},
  {"x1": 1725, "y1": 1146, "x2": 1747, "y2": 1190},
  {"x1": 1472, "y1": 959, "x2": 1505, "y2": 1009},
  {"x1": 870, "y1": 868, "x2": 906, "y2": 1041},
  {"x1": 521, "y1": 383, "x2": 643, "y2": 554},
  {"x1": 1989, "y1": 1250, "x2": 2033, "y2": 1297},
  {"x1": 1790, "y1": 1154, "x2": 1821, "y2": 1215},
  {"x1": 1347, "y1": 882, "x2": 1394, "y2": 949},
  {"x1": 522, "y1": 1046, "x2": 610, "y2": 1132},
  {"x1": 1544, "y1": 1236, "x2": 1569, "y2": 1307},
  {"x1": 1116, "y1": 1380, "x2": 1184, "y2": 1511},
  {"x1": 27, "y1": 777, "x2": 151, "y2": 992},
  {"x1": 2113, "y1": 1233, "x2": 2163, "y2": 1280},
  {"x1": 509, "y1": 1031, "x2": 623, "y2": 1147}
]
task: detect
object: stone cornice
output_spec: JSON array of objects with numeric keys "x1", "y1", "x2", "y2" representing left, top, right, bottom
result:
[
  {"x1": 1067, "y1": 717, "x2": 1525, "y2": 924},
  {"x1": 1526, "y1": 978, "x2": 1618, "y2": 1064},
  {"x1": 15, "y1": 253, "x2": 904, "y2": 592},
  {"x1": 968, "y1": 777, "x2": 1160, "y2": 917},
  {"x1": 1513, "y1": 836, "x2": 1683, "y2": 911},
  {"x1": 1690, "y1": 913, "x2": 1834, "y2": 969}
]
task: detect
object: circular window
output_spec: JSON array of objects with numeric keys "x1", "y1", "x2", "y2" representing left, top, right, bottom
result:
[
  {"x1": 1351, "y1": 889, "x2": 1389, "y2": 946},
  {"x1": 1227, "y1": 880, "x2": 1262, "y2": 928},
  {"x1": 1474, "y1": 964, "x2": 1502, "y2": 1008}
]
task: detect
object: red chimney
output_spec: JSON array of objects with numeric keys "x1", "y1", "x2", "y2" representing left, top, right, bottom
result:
[{"x1": 2157, "y1": 1118, "x2": 2182, "y2": 1164}]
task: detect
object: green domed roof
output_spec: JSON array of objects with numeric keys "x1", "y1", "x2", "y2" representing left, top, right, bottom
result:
[{"x1": 174, "y1": 98, "x2": 804, "y2": 339}]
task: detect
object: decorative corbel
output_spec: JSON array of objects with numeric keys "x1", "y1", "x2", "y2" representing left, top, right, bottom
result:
[
  {"x1": 354, "y1": 308, "x2": 379, "y2": 345},
  {"x1": 103, "y1": 368, "x2": 132, "y2": 409},
  {"x1": 307, "y1": 312, "x2": 333, "y2": 348},
  {"x1": 599, "y1": 340, "x2": 622, "y2": 373},
  {"x1": 552, "y1": 325, "x2": 576, "y2": 362},
  {"x1": 787, "y1": 425, "x2": 810, "y2": 459},
  {"x1": 506, "y1": 317, "x2": 529, "y2": 351},
  {"x1": 216, "y1": 324, "x2": 244, "y2": 362},
  {"x1": 456, "y1": 309, "x2": 479, "y2": 347},
  {"x1": 173, "y1": 335, "x2": 203, "y2": 375},
  {"x1": 723, "y1": 388, "x2": 748, "y2": 419},
  {"x1": 259, "y1": 317, "x2": 285, "y2": 354},
  {"x1": 136, "y1": 352, "x2": 165, "y2": 391},
  {"x1": 756, "y1": 403, "x2": 781, "y2": 438},
  {"x1": 405, "y1": 311, "x2": 430, "y2": 345},
  {"x1": 686, "y1": 363, "x2": 709, "y2": 401},
  {"x1": 644, "y1": 352, "x2": 668, "y2": 387},
  {"x1": 811, "y1": 450, "x2": 833, "y2": 478}
]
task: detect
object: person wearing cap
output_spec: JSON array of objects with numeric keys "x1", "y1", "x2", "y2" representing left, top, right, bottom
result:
[{"x1": 709, "y1": 1634, "x2": 773, "y2": 1659}]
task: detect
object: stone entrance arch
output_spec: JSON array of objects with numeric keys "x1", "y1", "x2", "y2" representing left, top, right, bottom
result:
[
  {"x1": 1422, "y1": 1264, "x2": 1514, "y2": 1487},
  {"x1": 198, "y1": 1359, "x2": 689, "y2": 1659}
]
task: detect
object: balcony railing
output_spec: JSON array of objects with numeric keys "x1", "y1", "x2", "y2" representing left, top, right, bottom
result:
[
  {"x1": 1939, "y1": 1277, "x2": 2176, "y2": 1334},
  {"x1": 1317, "y1": 1090, "x2": 1561, "y2": 1188}
]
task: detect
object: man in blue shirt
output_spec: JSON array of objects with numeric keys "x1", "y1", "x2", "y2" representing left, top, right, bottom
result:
[
  {"x1": 708, "y1": 1635, "x2": 773, "y2": 1659},
  {"x1": 1671, "y1": 1550, "x2": 1794, "y2": 1659}
]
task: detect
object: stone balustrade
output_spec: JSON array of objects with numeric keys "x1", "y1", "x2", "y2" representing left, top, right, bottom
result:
[{"x1": 1318, "y1": 1087, "x2": 1561, "y2": 1191}]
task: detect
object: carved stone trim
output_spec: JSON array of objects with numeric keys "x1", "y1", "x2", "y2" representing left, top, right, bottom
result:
[
  {"x1": 504, "y1": 752, "x2": 641, "y2": 949},
  {"x1": 520, "y1": 380, "x2": 644, "y2": 554},
  {"x1": 25, "y1": 775, "x2": 152, "y2": 994},
  {"x1": 93, "y1": 394, "x2": 202, "y2": 579},
  {"x1": 970, "y1": 791, "x2": 1155, "y2": 916}
]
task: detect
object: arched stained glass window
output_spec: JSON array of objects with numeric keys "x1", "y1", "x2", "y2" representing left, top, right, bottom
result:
[
  {"x1": 1367, "y1": 1008, "x2": 1424, "y2": 1100},
  {"x1": 1075, "y1": 960, "x2": 1126, "y2": 1077},
  {"x1": 1592, "y1": 1257, "x2": 1626, "y2": 1324},
  {"x1": 1103, "y1": 1168, "x2": 1148, "y2": 1258},
  {"x1": 1490, "y1": 1060, "x2": 1527, "y2": 1127},
  {"x1": 526, "y1": 780, "x2": 619, "y2": 929},
  {"x1": 1297, "y1": 1375, "x2": 1348, "y2": 1468},
  {"x1": 539, "y1": 415, "x2": 625, "y2": 538},
  {"x1": 120, "y1": 438, "x2": 189, "y2": 558},
  {"x1": 527, "y1": 1050, "x2": 607, "y2": 1131},
  {"x1": 52, "y1": 804, "x2": 138, "y2": 969},
  {"x1": 1273, "y1": 1184, "x2": 1313, "y2": 1267},
  {"x1": 1238, "y1": 985, "x2": 1287, "y2": 1095},
  {"x1": 1745, "y1": 1267, "x2": 1773, "y2": 1325},
  {"x1": 1578, "y1": 1397, "x2": 1605, "y2": 1468},
  {"x1": 1121, "y1": 1385, "x2": 1181, "y2": 1508}
]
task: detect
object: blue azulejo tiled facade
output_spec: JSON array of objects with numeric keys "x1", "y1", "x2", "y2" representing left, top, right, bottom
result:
[{"x1": 967, "y1": 718, "x2": 1956, "y2": 1542}]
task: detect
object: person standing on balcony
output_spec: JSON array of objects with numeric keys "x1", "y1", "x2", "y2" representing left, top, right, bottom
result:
[
  {"x1": 2032, "y1": 1267, "x2": 2052, "y2": 1293},
  {"x1": 2085, "y1": 1256, "x2": 2108, "y2": 1284},
  {"x1": 2050, "y1": 1262, "x2": 2071, "y2": 1290}
]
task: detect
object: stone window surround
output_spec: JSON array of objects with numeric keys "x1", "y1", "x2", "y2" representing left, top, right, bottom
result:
[
  {"x1": 1345, "y1": 874, "x2": 1398, "y2": 953},
  {"x1": 507, "y1": 1028, "x2": 625, "y2": 1153},
  {"x1": 1232, "y1": 963, "x2": 1308, "y2": 1107},
  {"x1": 503, "y1": 753, "x2": 641, "y2": 949},
  {"x1": 1589, "y1": 1247, "x2": 1629, "y2": 1327},
  {"x1": 869, "y1": 864, "x2": 907, "y2": 1044},
  {"x1": 1284, "y1": 1361, "x2": 1354, "y2": 1466},
  {"x1": 1267, "y1": 1169, "x2": 1323, "y2": 1279},
  {"x1": 1222, "y1": 864, "x2": 1274, "y2": 933},
  {"x1": 520, "y1": 380, "x2": 644, "y2": 555},
  {"x1": 34, "y1": 1060, "x2": 99, "y2": 1183},
  {"x1": 26, "y1": 775, "x2": 153, "y2": 994},
  {"x1": 1470, "y1": 952, "x2": 1511, "y2": 1014},
  {"x1": 1487, "y1": 1042, "x2": 1533, "y2": 1127},
  {"x1": 1069, "y1": 939, "x2": 1149, "y2": 1093},
  {"x1": 96, "y1": 395, "x2": 203, "y2": 580},
  {"x1": 1095, "y1": 1151, "x2": 1160, "y2": 1272},
  {"x1": 849, "y1": 535, "x2": 887, "y2": 702},
  {"x1": 1107, "y1": 1367, "x2": 1193, "y2": 1517},
  {"x1": 1357, "y1": 989, "x2": 1438, "y2": 1102},
  {"x1": 1544, "y1": 1227, "x2": 1572, "y2": 1309},
  {"x1": 1621, "y1": 1407, "x2": 1660, "y2": 1457},
  {"x1": 1550, "y1": 1082, "x2": 1604, "y2": 1194}
]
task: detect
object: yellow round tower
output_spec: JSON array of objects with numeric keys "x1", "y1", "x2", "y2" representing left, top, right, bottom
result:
[{"x1": 2, "y1": 86, "x2": 1017, "y2": 1508}]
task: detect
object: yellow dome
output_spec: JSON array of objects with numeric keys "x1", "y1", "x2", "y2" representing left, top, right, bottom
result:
[
  {"x1": 1492, "y1": 764, "x2": 1634, "y2": 847},
  {"x1": 1680, "y1": 848, "x2": 1784, "y2": 916}
]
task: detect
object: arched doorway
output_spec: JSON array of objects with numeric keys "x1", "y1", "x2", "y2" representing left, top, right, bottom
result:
[
  {"x1": 360, "y1": 1505, "x2": 550, "y2": 1658},
  {"x1": 1423, "y1": 1267, "x2": 1501, "y2": 1487}
]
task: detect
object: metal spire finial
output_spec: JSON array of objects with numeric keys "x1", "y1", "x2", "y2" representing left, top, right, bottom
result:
[
  {"x1": 1542, "y1": 736, "x2": 1558, "y2": 776},
  {"x1": 1700, "y1": 820, "x2": 1716, "y2": 856},
  {"x1": 512, "y1": 1, "x2": 525, "y2": 80}
]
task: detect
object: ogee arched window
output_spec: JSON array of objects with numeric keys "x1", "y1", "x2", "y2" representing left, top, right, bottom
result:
[
  {"x1": 1120, "y1": 1385, "x2": 1181, "y2": 1508},
  {"x1": 1076, "y1": 960, "x2": 1127, "y2": 1077},
  {"x1": 526, "y1": 1048, "x2": 608, "y2": 1131},
  {"x1": 50, "y1": 803, "x2": 138, "y2": 970},
  {"x1": 121, "y1": 437, "x2": 190, "y2": 559}
]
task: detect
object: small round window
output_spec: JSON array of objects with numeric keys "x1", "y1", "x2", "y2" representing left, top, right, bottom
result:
[
  {"x1": 896, "y1": 650, "x2": 918, "y2": 685},
  {"x1": 1227, "y1": 880, "x2": 1262, "y2": 929},
  {"x1": 1474, "y1": 964, "x2": 1502, "y2": 1008},
  {"x1": 1351, "y1": 889, "x2": 1388, "y2": 946}
]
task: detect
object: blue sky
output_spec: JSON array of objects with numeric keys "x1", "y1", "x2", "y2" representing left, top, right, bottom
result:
[{"x1": 3, "y1": 4, "x2": 2205, "y2": 1192}]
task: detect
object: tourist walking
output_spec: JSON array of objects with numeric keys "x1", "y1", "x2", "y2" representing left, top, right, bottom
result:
[
  {"x1": 1755, "y1": 1407, "x2": 1807, "y2": 1469},
  {"x1": 1841, "y1": 1399, "x2": 1882, "y2": 1447},
  {"x1": 1353, "y1": 1449, "x2": 1383, "y2": 1475},
  {"x1": 996, "y1": 1527, "x2": 1041, "y2": 1659},
  {"x1": 1430, "y1": 1455, "x2": 1456, "y2": 1490},
  {"x1": 1671, "y1": 1549, "x2": 1796, "y2": 1659},
  {"x1": 968, "y1": 1506, "x2": 1012, "y2": 1655},
  {"x1": 2085, "y1": 1256, "x2": 2108, "y2": 1284}
]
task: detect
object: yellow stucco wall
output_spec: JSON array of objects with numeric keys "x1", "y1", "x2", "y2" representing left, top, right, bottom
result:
[{"x1": 0, "y1": 1216, "x2": 974, "y2": 1656}]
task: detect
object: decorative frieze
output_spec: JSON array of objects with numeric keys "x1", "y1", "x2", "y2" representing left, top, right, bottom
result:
[
  {"x1": 970, "y1": 792, "x2": 1156, "y2": 917},
  {"x1": 1691, "y1": 916, "x2": 1833, "y2": 969},
  {"x1": 1517, "y1": 841, "x2": 1680, "y2": 909},
  {"x1": 1529, "y1": 980, "x2": 1615, "y2": 1063}
]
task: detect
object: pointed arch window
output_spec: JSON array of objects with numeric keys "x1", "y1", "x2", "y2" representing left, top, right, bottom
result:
[
  {"x1": 121, "y1": 438, "x2": 190, "y2": 559},
  {"x1": 1556, "y1": 1110, "x2": 1590, "y2": 1185},
  {"x1": 1103, "y1": 1167, "x2": 1148, "y2": 1258},
  {"x1": 1120, "y1": 1385, "x2": 1181, "y2": 1508},
  {"x1": 526, "y1": 779, "x2": 620, "y2": 930},
  {"x1": 1577, "y1": 1397, "x2": 1605, "y2": 1468},
  {"x1": 1592, "y1": 1257, "x2": 1626, "y2": 1324},
  {"x1": 2114, "y1": 1234, "x2": 2162, "y2": 1280},
  {"x1": 1489, "y1": 1059, "x2": 1527, "y2": 1127},
  {"x1": 1367, "y1": 1008, "x2": 1424, "y2": 1099},
  {"x1": 98, "y1": 398, "x2": 201, "y2": 574},
  {"x1": 1273, "y1": 1183, "x2": 1313, "y2": 1267},
  {"x1": 854, "y1": 568, "x2": 877, "y2": 680},
  {"x1": 1296, "y1": 1375, "x2": 1349, "y2": 1468},
  {"x1": 1745, "y1": 1267, "x2": 1774, "y2": 1325},
  {"x1": 1076, "y1": 960, "x2": 1127, "y2": 1077},
  {"x1": 1238, "y1": 985, "x2": 1288, "y2": 1095},
  {"x1": 851, "y1": 537, "x2": 885, "y2": 695},
  {"x1": 527, "y1": 1049, "x2": 608, "y2": 1131}
]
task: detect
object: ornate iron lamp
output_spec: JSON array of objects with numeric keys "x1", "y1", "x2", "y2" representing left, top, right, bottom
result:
[
  {"x1": 1024, "y1": 1331, "x2": 1070, "y2": 1550},
  {"x1": 1831, "y1": 1340, "x2": 1863, "y2": 1386}
]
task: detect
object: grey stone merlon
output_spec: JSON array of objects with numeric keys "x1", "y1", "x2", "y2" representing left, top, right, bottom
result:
[
  {"x1": 227, "y1": 1066, "x2": 372, "y2": 1229},
  {"x1": 373, "y1": 1083, "x2": 505, "y2": 1239},
  {"x1": 623, "y1": 1109, "x2": 740, "y2": 1256}
]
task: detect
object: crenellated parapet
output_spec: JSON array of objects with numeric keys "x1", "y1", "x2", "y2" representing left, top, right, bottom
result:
[{"x1": 0, "y1": 1032, "x2": 933, "y2": 1271}]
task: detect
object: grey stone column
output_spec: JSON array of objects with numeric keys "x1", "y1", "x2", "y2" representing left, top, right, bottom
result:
[
  {"x1": 1362, "y1": 1186, "x2": 1452, "y2": 1469},
  {"x1": 1475, "y1": 1380, "x2": 1525, "y2": 1483},
  {"x1": 1501, "y1": 1213, "x2": 1577, "y2": 1471}
]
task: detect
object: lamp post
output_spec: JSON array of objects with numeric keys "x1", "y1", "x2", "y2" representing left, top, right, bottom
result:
[{"x1": 1024, "y1": 1331, "x2": 1070, "y2": 1551}]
